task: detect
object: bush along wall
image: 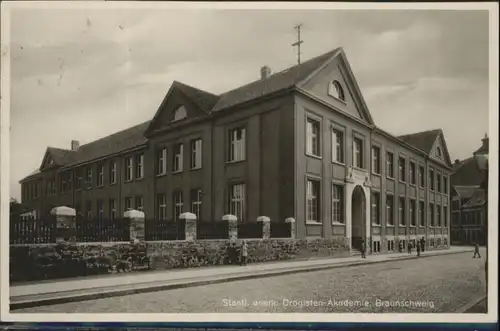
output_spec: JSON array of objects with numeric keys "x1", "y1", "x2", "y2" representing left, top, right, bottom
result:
[{"x1": 10, "y1": 238, "x2": 349, "y2": 283}]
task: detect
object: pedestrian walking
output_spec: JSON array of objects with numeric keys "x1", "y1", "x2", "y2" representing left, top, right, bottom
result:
[
  {"x1": 240, "y1": 240, "x2": 248, "y2": 266},
  {"x1": 407, "y1": 241, "x2": 412, "y2": 254},
  {"x1": 421, "y1": 237, "x2": 426, "y2": 252},
  {"x1": 473, "y1": 243, "x2": 481, "y2": 258},
  {"x1": 416, "y1": 242, "x2": 421, "y2": 257},
  {"x1": 360, "y1": 240, "x2": 366, "y2": 259}
]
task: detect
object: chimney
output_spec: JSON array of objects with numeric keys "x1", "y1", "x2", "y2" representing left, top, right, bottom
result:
[
  {"x1": 71, "y1": 140, "x2": 80, "y2": 151},
  {"x1": 454, "y1": 159, "x2": 460, "y2": 165},
  {"x1": 260, "y1": 66, "x2": 271, "y2": 80},
  {"x1": 481, "y1": 133, "x2": 489, "y2": 150}
]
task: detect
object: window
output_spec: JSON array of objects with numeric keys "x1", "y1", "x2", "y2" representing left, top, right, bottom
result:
[
  {"x1": 307, "y1": 179, "x2": 321, "y2": 222},
  {"x1": 135, "y1": 154, "x2": 144, "y2": 179},
  {"x1": 156, "y1": 194, "x2": 167, "y2": 221},
  {"x1": 75, "y1": 169, "x2": 83, "y2": 190},
  {"x1": 173, "y1": 105, "x2": 187, "y2": 122},
  {"x1": 135, "y1": 196, "x2": 144, "y2": 212},
  {"x1": 388, "y1": 240, "x2": 394, "y2": 252},
  {"x1": 437, "y1": 173, "x2": 441, "y2": 193},
  {"x1": 353, "y1": 138, "x2": 363, "y2": 168},
  {"x1": 386, "y1": 152, "x2": 394, "y2": 178},
  {"x1": 306, "y1": 119, "x2": 320, "y2": 157},
  {"x1": 156, "y1": 148, "x2": 167, "y2": 175},
  {"x1": 399, "y1": 197, "x2": 406, "y2": 226},
  {"x1": 191, "y1": 189, "x2": 202, "y2": 220},
  {"x1": 109, "y1": 199, "x2": 116, "y2": 220},
  {"x1": 409, "y1": 162, "x2": 416, "y2": 185},
  {"x1": 229, "y1": 183, "x2": 245, "y2": 222},
  {"x1": 371, "y1": 146, "x2": 381, "y2": 174},
  {"x1": 386, "y1": 194, "x2": 394, "y2": 226},
  {"x1": 110, "y1": 161, "x2": 117, "y2": 185},
  {"x1": 191, "y1": 139, "x2": 202, "y2": 169},
  {"x1": 60, "y1": 171, "x2": 72, "y2": 193},
  {"x1": 85, "y1": 201, "x2": 92, "y2": 220},
  {"x1": 429, "y1": 168, "x2": 435, "y2": 190},
  {"x1": 228, "y1": 127, "x2": 246, "y2": 162},
  {"x1": 173, "y1": 191, "x2": 183, "y2": 221},
  {"x1": 332, "y1": 184, "x2": 344, "y2": 224},
  {"x1": 125, "y1": 157, "x2": 133, "y2": 181},
  {"x1": 436, "y1": 146, "x2": 442, "y2": 158},
  {"x1": 444, "y1": 206, "x2": 448, "y2": 227},
  {"x1": 419, "y1": 165, "x2": 425, "y2": 187},
  {"x1": 371, "y1": 191, "x2": 381, "y2": 225},
  {"x1": 429, "y1": 203, "x2": 435, "y2": 226},
  {"x1": 124, "y1": 197, "x2": 132, "y2": 212},
  {"x1": 85, "y1": 167, "x2": 92, "y2": 189},
  {"x1": 398, "y1": 157, "x2": 406, "y2": 182},
  {"x1": 329, "y1": 80, "x2": 345, "y2": 101},
  {"x1": 97, "y1": 164, "x2": 104, "y2": 187},
  {"x1": 48, "y1": 177, "x2": 57, "y2": 195},
  {"x1": 410, "y1": 199, "x2": 416, "y2": 226},
  {"x1": 443, "y1": 176, "x2": 448, "y2": 194},
  {"x1": 332, "y1": 129, "x2": 344, "y2": 163},
  {"x1": 173, "y1": 143, "x2": 184, "y2": 172},
  {"x1": 437, "y1": 205, "x2": 441, "y2": 227},
  {"x1": 96, "y1": 199, "x2": 103, "y2": 220}
]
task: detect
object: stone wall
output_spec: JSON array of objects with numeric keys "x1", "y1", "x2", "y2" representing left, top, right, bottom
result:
[{"x1": 10, "y1": 237, "x2": 349, "y2": 283}]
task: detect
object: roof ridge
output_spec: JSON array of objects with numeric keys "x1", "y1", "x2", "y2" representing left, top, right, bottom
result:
[
  {"x1": 78, "y1": 120, "x2": 151, "y2": 149},
  {"x1": 398, "y1": 128, "x2": 441, "y2": 138},
  {"x1": 174, "y1": 80, "x2": 219, "y2": 97}
]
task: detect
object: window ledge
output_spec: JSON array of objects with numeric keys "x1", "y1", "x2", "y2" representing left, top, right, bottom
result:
[
  {"x1": 226, "y1": 159, "x2": 246, "y2": 165},
  {"x1": 172, "y1": 170, "x2": 183, "y2": 175},
  {"x1": 372, "y1": 223, "x2": 382, "y2": 227},
  {"x1": 372, "y1": 172, "x2": 381, "y2": 177},
  {"x1": 332, "y1": 221, "x2": 345, "y2": 226},
  {"x1": 387, "y1": 176, "x2": 395, "y2": 181},
  {"x1": 306, "y1": 153, "x2": 322, "y2": 160},
  {"x1": 135, "y1": 177, "x2": 145, "y2": 181},
  {"x1": 386, "y1": 224, "x2": 395, "y2": 228},
  {"x1": 332, "y1": 160, "x2": 345, "y2": 166},
  {"x1": 409, "y1": 184, "x2": 417, "y2": 188},
  {"x1": 156, "y1": 173, "x2": 167, "y2": 178},
  {"x1": 306, "y1": 221, "x2": 322, "y2": 225},
  {"x1": 190, "y1": 166, "x2": 202, "y2": 171}
]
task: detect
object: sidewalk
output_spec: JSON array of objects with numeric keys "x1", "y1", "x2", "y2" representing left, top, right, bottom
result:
[{"x1": 10, "y1": 246, "x2": 472, "y2": 310}]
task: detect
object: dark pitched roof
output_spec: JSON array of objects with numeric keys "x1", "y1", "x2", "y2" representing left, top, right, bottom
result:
[
  {"x1": 212, "y1": 48, "x2": 341, "y2": 112},
  {"x1": 62, "y1": 121, "x2": 150, "y2": 168},
  {"x1": 453, "y1": 185, "x2": 480, "y2": 199},
  {"x1": 451, "y1": 157, "x2": 483, "y2": 187},
  {"x1": 46, "y1": 147, "x2": 76, "y2": 166},
  {"x1": 397, "y1": 129, "x2": 441, "y2": 154},
  {"x1": 462, "y1": 188, "x2": 486, "y2": 209},
  {"x1": 175, "y1": 81, "x2": 219, "y2": 113}
]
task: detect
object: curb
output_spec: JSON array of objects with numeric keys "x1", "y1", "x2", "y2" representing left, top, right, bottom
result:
[
  {"x1": 10, "y1": 249, "x2": 470, "y2": 311},
  {"x1": 456, "y1": 295, "x2": 488, "y2": 313}
]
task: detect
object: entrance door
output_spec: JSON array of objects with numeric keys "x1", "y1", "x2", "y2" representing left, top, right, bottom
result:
[{"x1": 351, "y1": 185, "x2": 366, "y2": 251}]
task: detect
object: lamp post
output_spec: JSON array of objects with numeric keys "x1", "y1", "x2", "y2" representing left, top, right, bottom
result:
[{"x1": 473, "y1": 135, "x2": 488, "y2": 305}]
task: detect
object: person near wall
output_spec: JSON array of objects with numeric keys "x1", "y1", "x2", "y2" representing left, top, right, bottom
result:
[
  {"x1": 407, "y1": 240, "x2": 412, "y2": 255},
  {"x1": 360, "y1": 239, "x2": 366, "y2": 259},
  {"x1": 421, "y1": 237, "x2": 426, "y2": 252},
  {"x1": 473, "y1": 243, "x2": 481, "y2": 258},
  {"x1": 398, "y1": 240, "x2": 403, "y2": 253},
  {"x1": 416, "y1": 241, "x2": 421, "y2": 257},
  {"x1": 240, "y1": 240, "x2": 248, "y2": 266}
]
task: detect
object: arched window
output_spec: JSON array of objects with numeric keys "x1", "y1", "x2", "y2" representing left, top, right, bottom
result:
[
  {"x1": 173, "y1": 105, "x2": 187, "y2": 122},
  {"x1": 328, "y1": 80, "x2": 345, "y2": 101},
  {"x1": 436, "y1": 147, "x2": 442, "y2": 158}
]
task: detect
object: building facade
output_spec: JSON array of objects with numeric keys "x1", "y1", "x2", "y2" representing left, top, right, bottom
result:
[
  {"x1": 20, "y1": 48, "x2": 453, "y2": 253},
  {"x1": 450, "y1": 135, "x2": 488, "y2": 245}
]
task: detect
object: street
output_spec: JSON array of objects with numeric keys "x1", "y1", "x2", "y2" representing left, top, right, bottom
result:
[{"x1": 14, "y1": 250, "x2": 486, "y2": 314}]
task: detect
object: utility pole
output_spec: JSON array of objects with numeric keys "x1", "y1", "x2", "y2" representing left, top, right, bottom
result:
[{"x1": 292, "y1": 24, "x2": 304, "y2": 65}]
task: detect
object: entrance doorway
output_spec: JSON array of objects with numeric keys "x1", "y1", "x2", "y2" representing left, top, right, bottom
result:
[{"x1": 351, "y1": 185, "x2": 366, "y2": 251}]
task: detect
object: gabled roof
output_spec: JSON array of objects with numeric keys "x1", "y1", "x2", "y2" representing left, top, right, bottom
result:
[
  {"x1": 397, "y1": 129, "x2": 441, "y2": 154},
  {"x1": 175, "y1": 81, "x2": 219, "y2": 113},
  {"x1": 62, "y1": 121, "x2": 150, "y2": 168},
  {"x1": 453, "y1": 185, "x2": 480, "y2": 199},
  {"x1": 451, "y1": 156, "x2": 483, "y2": 186},
  {"x1": 45, "y1": 147, "x2": 76, "y2": 166},
  {"x1": 212, "y1": 48, "x2": 341, "y2": 112},
  {"x1": 462, "y1": 188, "x2": 486, "y2": 209}
]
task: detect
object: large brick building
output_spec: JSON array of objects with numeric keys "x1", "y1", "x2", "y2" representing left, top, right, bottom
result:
[
  {"x1": 20, "y1": 47, "x2": 453, "y2": 252},
  {"x1": 450, "y1": 135, "x2": 489, "y2": 245}
]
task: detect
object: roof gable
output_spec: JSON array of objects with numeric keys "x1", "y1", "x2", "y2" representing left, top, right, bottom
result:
[
  {"x1": 296, "y1": 48, "x2": 375, "y2": 125},
  {"x1": 146, "y1": 81, "x2": 218, "y2": 135},
  {"x1": 451, "y1": 157, "x2": 483, "y2": 187},
  {"x1": 429, "y1": 131, "x2": 453, "y2": 167},
  {"x1": 212, "y1": 48, "x2": 341, "y2": 112},
  {"x1": 397, "y1": 129, "x2": 452, "y2": 165},
  {"x1": 40, "y1": 147, "x2": 75, "y2": 171}
]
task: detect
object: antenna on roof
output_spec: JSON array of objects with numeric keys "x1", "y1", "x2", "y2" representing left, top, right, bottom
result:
[{"x1": 292, "y1": 24, "x2": 304, "y2": 65}]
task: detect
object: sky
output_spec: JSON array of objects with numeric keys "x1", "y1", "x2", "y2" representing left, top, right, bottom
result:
[{"x1": 6, "y1": 6, "x2": 491, "y2": 200}]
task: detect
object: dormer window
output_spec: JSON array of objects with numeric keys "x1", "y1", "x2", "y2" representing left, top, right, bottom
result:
[
  {"x1": 328, "y1": 80, "x2": 345, "y2": 102},
  {"x1": 173, "y1": 105, "x2": 187, "y2": 122}
]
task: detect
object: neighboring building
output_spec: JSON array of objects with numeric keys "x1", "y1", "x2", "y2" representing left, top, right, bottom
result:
[
  {"x1": 19, "y1": 47, "x2": 453, "y2": 253},
  {"x1": 450, "y1": 135, "x2": 488, "y2": 245}
]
